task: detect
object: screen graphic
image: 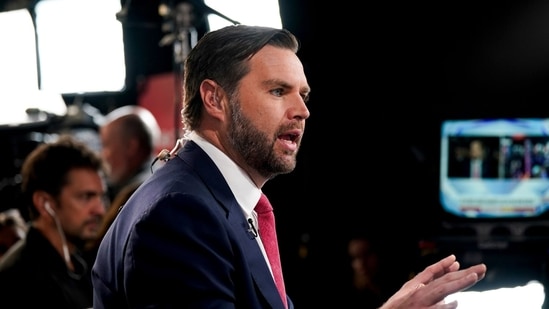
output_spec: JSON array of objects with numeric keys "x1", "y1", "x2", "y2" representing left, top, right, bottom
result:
[{"x1": 440, "y1": 118, "x2": 549, "y2": 218}]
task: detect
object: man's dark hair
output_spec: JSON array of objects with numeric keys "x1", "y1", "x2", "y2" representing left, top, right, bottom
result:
[
  {"x1": 182, "y1": 25, "x2": 300, "y2": 131},
  {"x1": 21, "y1": 134, "x2": 105, "y2": 219}
]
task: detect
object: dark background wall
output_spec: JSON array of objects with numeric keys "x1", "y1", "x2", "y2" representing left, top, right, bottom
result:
[{"x1": 272, "y1": 1, "x2": 549, "y2": 306}]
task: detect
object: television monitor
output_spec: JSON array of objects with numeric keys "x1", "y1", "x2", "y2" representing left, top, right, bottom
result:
[{"x1": 440, "y1": 118, "x2": 549, "y2": 219}]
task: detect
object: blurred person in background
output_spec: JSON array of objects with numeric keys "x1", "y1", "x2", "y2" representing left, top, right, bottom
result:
[
  {"x1": 99, "y1": 105, "x2": 161, "y2": 203},
  {"x1": 0, "y1": 208, "x2": 27, "y2": 260},
  {"x1": 342, "y1": 233, "x2": 409, "y2": 309},
  {"x1": 0, "y1": 135, "x2": 107, "y2": 308},
  {"x1": 83, "y1": 105, "x2": 162, "y2": 258}
]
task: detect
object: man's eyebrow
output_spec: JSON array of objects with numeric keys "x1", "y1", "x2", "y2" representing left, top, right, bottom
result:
[
  {"x1": 263, "y1": 79, "x2": 309, "y2": 93},
  {"x1": 262, "y1": 78, "x2": 288, "y2": 87}
]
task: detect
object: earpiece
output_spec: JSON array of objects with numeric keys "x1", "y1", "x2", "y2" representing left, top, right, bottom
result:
[
  {"x1": 43, "y1": 200, "x2": 70, "y2": 266},
  {"x1": 44, "y1": 202, "x2": 55, "y2": 217}
]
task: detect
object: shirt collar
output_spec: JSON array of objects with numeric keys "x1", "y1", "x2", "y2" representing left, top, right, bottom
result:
[{"x1": 187, "y1": 131, "x2": 261, "y2": 217}]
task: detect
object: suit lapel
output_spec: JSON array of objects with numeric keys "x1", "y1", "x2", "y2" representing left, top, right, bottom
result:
[
  {"x1": 178, "y1": 141, "x2": 286, "y2": 309},
  {"x1": 229, "y1": 212, "x2": 286, "y2": 309}
]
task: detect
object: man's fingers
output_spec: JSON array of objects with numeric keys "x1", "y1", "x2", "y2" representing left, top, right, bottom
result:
[
  {"x1": 425, "y1": 264, "x2": 487, "y2": 304},
  {"x1": 411, "y1": 255, "x2": 459, "y2": 286},
  {"x1": 380, "y1": 257, "x2": 487, "y2": 309}
]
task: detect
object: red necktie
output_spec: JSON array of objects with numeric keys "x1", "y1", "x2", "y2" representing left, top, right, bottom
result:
[{"x1": 255, "y1": 193, "x2": 287, "y2": 308}]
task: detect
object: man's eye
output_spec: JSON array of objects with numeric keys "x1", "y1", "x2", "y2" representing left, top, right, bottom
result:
[
  {"x1": 78, "y1": 193, "x2": 95, "y2": 202},
  {"x1": 271, "y1": 89, "x2": 283, "y2": 97}
]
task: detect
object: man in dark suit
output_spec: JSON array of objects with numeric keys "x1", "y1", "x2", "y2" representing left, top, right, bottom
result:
[
  {"x1": 91, "y1": 25, "x2": 487, "y2": 309},
  {"x1": 454, "y1": 139, "x2": 498, "y2": 178}
]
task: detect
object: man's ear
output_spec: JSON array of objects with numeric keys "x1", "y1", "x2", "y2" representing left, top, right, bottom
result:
[
  {"x1": 200, "y1": 79, "x2": 225, "y2": 113},
  {"x1": 32, "y1": 191, "x2": 53, "y2": 218}
]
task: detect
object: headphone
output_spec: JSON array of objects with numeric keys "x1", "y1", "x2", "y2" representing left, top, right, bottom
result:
[
  {"x1": 44, "y1": 200, "x2": 71, "y2": 267},
  {"x1": 44, "y1": 202, "x2": 55, "y2": 217}
]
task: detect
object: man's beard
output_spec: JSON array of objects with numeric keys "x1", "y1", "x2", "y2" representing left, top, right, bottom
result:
[{"x1": 227, "y1": 100, "x2": 298, "y2": 179}]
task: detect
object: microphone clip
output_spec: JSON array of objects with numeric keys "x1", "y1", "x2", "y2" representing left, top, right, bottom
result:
[
  {"x1": 150, "y1": 138, "x2": 186, "y2": 172},
  {"x1": 247, "y1": 218, "x2": 258, "y2": 239}
]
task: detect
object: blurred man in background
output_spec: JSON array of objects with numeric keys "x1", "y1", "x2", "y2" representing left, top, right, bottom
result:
[
  {"x1": 99, "y1": 105, "x2": 161, "y2": 203},
  {"x1": 0, "y1": 135, "x2": 107, "y2": 308}
]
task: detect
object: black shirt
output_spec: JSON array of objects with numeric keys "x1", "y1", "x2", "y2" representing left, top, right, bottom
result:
[{"x1": 0, "y1": 226, "x2": 93, "y2": 309}]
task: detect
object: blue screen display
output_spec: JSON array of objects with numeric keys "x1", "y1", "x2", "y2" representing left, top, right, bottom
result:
[{"x1": 440, "y1": 118, "x2": 549, "y2": 218}]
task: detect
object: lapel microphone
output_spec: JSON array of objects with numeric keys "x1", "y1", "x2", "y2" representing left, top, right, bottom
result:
[{"x1": 247, "y1": 218, "x2": 258, "y2": 239}]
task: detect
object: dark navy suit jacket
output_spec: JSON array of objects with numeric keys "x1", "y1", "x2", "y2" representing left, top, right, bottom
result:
[{"x1": 92, "y1": 141, "x2": 293, "y2": 309}]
